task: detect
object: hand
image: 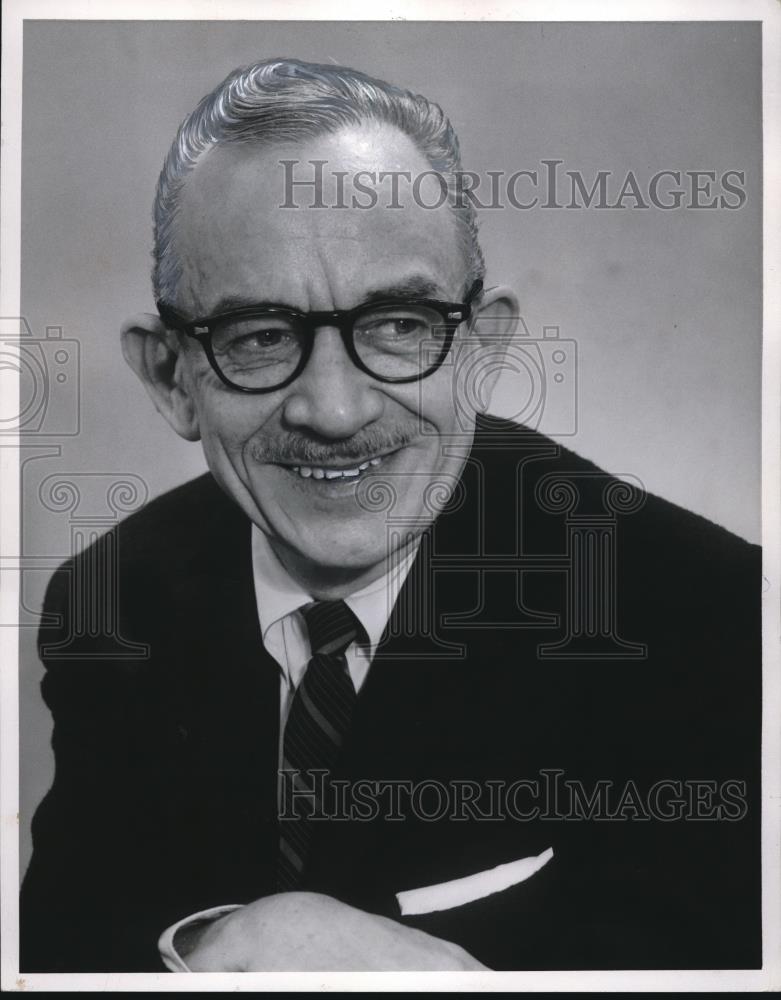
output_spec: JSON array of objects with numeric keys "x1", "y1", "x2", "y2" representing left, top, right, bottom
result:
[{"x1": 182, "y1": 891, "x2": 489, "y2": 971}]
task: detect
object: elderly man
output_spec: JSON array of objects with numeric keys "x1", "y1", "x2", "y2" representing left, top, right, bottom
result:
[{"x1": 21, "y1": 58, "x2": 761, "y2": 973}]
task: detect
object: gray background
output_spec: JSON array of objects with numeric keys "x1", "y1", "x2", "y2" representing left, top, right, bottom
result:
[{"x1": 18, "y1": 20, "x2": 762, "y2": 874}]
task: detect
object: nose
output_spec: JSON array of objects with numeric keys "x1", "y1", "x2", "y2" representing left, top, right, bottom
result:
[{"x1": 281, "y1": 327, "x2": 383, "y2": 438}]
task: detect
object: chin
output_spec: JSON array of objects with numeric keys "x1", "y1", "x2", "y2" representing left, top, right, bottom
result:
[
  {"x1": 296, "y1": 536, "x2": 392, "y2": 572},
  {"x1": 277, "y1": 517, "x2": 418, "y2": 582}
]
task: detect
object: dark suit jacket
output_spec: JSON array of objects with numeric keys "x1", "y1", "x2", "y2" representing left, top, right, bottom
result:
[{"x1": 20, "y1": 417, "x2": 762, "y2": 972}]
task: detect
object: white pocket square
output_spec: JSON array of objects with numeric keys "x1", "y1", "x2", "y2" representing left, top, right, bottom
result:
[{"x1": 396, "y1": 846, "x2": 554, "y2": 916}]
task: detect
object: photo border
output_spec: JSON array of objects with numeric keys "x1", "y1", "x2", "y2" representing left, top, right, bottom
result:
[{"x1": 2, "y1": 0, "x2": 779, "y2": 991}]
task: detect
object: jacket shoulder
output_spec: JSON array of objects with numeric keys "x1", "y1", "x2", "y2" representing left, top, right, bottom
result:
[
  {"x1": 48, "y1": 471, "x2": 239, "y2": 580},
  {"x1": 37, "y1": 473, "x2": 249, "y2": 669},
  {"x1": 475, "y1": 414, "x2": 759, "y2": 562},
  {"x1": 107, "y1": 471, "x2": 238, "y2": 557}
]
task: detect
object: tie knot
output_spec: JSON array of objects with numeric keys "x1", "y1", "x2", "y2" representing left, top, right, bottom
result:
[{"x1": 302, "y1": 600, "x2": 363, "y2": 657}]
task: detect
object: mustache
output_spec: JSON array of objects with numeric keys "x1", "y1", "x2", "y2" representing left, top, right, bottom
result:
[{"x1": 250, "y1": 424, "x2": 422, "y2": 466}]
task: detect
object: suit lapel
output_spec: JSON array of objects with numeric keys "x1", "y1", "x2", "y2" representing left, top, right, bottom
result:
[
  {"x1": 303, "y1": 496, "x2": 551, "y2": 911},
  {"x1": 162, "y1": 425, "x2": 571, "y2": 912},
  {"x1": 160, "y1": 481, "x2": 282, "y2": 904},
  {"x1": 301, "y1": 421, "x2": 584, "y2": 913}
]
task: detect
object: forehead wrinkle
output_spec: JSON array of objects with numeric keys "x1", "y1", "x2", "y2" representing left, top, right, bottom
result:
[{"x1": 172, "y1": 126, "x2": 466, "y2": 315}]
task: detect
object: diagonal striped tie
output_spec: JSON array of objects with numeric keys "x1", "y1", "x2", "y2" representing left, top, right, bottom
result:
[{"x1": 277, "y1": 599, "x2": 364, "y2": 892}]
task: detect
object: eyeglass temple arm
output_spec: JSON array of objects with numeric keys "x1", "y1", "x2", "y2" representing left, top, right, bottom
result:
[
  {"x1": 466, "y1": 279, "x2": 484, "y2": 307},
  {"x1": 156, "y1": 301, "x2": 185, "y2": 329}
]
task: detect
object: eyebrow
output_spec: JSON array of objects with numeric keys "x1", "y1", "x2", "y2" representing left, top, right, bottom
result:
[
  {"x1": 200, "y1": 276, "x2": 447, "y2": 317},
  {"x1": 361, "y1": 277, "x2": 444, "y2": 303}
]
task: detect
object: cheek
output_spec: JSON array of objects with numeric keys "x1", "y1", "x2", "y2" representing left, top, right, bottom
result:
[
  {"x1": 388, "y1": 368, "x2": 461, "y2": 434},
  {"x1": 450, "y1": 343, "x2": 497, "y2": 423},
  {"x1": 413, "y1": 362, "x2": 475, "y2": 438},
  {"x1": 181, "y1": 350, "x2": 263, "y2": 434},
  {"x1": 194, "y1": 390, "x2": 277, "y2": 457}
]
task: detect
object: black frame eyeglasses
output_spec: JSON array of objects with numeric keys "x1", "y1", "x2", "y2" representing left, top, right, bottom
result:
[{"x1": 156, "y1": 280, "x2": 483, "y2": 394}]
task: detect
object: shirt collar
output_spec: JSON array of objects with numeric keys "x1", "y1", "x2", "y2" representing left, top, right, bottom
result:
[{"x1": 251, "y1": 523, "x2": 420, "y2": 655}]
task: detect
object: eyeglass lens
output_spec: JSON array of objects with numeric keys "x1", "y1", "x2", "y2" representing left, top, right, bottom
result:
[{"x1": 209, "y1": 303, "x2": 451, "y2": 389}]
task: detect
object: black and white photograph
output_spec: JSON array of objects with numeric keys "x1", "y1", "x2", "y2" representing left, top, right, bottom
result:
[{"x1": 1, "y1": 0, "x2": 779, "y2": 990}]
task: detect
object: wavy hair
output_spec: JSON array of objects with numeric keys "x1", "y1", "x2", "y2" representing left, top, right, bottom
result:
[{"x1": 152, "y1": 57, "x2": 485, "y2": 304}]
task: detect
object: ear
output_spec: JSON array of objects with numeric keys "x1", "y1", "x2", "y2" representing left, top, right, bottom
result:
[
  {"x1": 471, "y1": 284, "x2": 520, "y2": 344},
  {"x1": 459, "y1": 285, "x2": 521, "y2": 410},
  {"x1": 120, "y1": 312, "x2": 201, "y2": 441}
]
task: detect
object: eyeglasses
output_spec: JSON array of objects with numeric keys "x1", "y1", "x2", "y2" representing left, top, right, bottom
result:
[{"x1": 156, "y1": 280, "x2": 483, "y2": 393}]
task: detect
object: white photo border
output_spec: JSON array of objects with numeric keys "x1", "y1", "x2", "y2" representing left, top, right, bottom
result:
[{"x1": 1, "y1": 0, "x2": 779, "y2": 991}]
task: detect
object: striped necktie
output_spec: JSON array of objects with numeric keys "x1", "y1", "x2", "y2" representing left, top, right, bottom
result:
[{"x1": 277, "y1": 599, "x2": 364, "y2": 891}]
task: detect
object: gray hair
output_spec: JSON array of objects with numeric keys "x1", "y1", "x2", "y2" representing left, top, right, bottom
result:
[{"x1": 152, "y1": 57, "x2": 485, "y2": 305}]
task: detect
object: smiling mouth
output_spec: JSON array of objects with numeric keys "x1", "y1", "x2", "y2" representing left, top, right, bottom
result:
[{"x1": 286, "y1": 452, "x2": 393, "y2": 481}]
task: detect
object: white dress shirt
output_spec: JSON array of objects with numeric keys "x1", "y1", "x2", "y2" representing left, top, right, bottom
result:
[
  {"x1": 158, "y1": 525, "x2": 421, "y2": 971},
  {"x1": 251, "y1": 523, "x2": 420, "y2": 780}
]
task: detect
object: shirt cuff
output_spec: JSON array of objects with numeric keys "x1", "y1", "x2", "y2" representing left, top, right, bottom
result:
[{"x1": 157, "y1": 904, "x2": 245, "y2": 972}]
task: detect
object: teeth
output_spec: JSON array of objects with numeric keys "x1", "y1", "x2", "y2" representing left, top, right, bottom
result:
[{"x1": 290, "y1": 454, "x2": 385, "y2": 480}]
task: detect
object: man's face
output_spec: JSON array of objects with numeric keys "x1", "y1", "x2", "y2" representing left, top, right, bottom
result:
[{"x1": 168, "y1": 123, "x2": 485, "y2": 589}]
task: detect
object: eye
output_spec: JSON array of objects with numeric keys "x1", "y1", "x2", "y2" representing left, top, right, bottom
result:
[
  {"x1": 356, "y1": 309, "x2": 435, "y2": 340},
  {"x1": 236, "y1": 328, "x2": 289, "y2": 348},
  {"x1": 370, "y1": 317, "x2": 426, "y2": 337},
  {"x1": 394, "y1": 317, "x2": 426, "y2": 336},
  {"x1": 212, "y1": 315, "x2": 301, "y2": 357}
]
